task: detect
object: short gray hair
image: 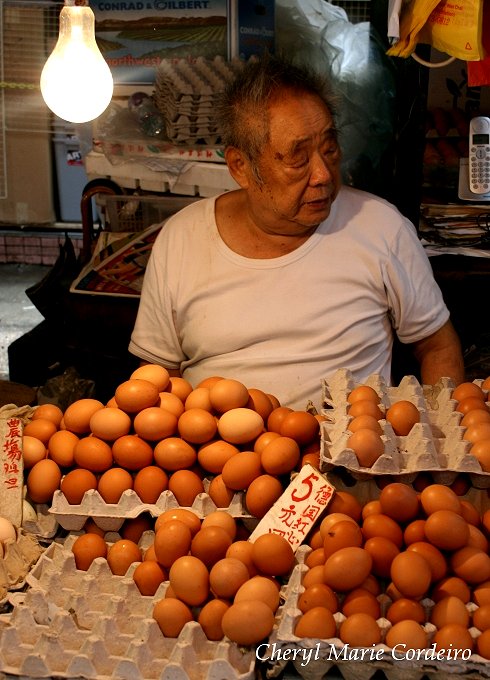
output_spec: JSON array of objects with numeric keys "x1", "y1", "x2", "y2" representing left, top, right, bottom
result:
[{"x1": 217, "y1": 54, "x2": 338, "y2": 180}]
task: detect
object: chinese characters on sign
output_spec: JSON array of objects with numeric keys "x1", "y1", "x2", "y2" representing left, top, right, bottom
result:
[
  {"x1": 248, "y1": 464, "x2": 336, "y2": 551},
  {"x1": 0, "y1": 416, "x2": 24, "y2": 526}
]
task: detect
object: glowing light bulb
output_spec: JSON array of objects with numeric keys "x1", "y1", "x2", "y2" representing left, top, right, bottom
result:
[{"x1": 40, "y1": 0, "x2": 113, "y2": 124}]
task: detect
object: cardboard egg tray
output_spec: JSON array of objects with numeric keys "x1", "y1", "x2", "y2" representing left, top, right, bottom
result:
[
  {"x1": 0, "y1": 537, "x2": 256, "y2": 680},
  {"x1": 0, "y1": 529, "x2": 44, "y2": 609},
  {"x1": 48, "y1": 480, "x2": 254, "y2": 532},
  {"x1": 153, "y1": 56, "x2": 246, "y2": 145},
  {"x1": 320, "y1": 370, "x2": 489, "y2": 486},
  {"x1": 266, "y1": 549, "x2": 490, "y2": 680}
]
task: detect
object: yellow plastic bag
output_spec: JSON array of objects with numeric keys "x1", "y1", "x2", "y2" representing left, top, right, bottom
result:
[{"x1": 387, "y1": 0, "x2": 485, "y2": 61}]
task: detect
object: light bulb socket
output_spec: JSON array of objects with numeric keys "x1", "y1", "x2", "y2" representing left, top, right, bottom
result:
[{"x1": 64, "y1": 0, "x2": 90, "y2": 7}]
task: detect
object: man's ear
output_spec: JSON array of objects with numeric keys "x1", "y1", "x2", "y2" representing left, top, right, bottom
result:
[{"x1": 225, "y1": 147, "x2": 252, "y2": 189}]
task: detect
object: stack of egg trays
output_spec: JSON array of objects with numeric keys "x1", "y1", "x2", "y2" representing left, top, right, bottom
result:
[
  {"x1": 319, "y1": 369, "x2": 490, "y2": 486},
  {"x1": 48, "y1": 480, "x2": 254, "y2": 532},
  {"x1": 154, "y1": 56, "x2": 246, "y2": 145},
  {"x1": 0, "y1": 535, "x2": 256, "y2": 680},
  {"x1": 266, "y1": 547, "x2": 490, "y2": 680}
]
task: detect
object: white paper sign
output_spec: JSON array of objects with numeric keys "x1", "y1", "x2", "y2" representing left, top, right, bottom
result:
[{"x1": 248, "y1": 464, "x2": 336, "y2": 551}]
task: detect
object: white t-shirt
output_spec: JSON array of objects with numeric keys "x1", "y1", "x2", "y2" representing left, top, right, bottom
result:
[{"x1": 129, "y1": 186, "x2": 449, "y2": 410}]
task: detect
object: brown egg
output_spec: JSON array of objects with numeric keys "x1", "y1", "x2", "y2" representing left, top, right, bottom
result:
[
  {"x1": 339, "y1": 613, "x2": 381, "y2": 647},
  {"x1": 112, "y1": 434, "x2": 154, "y2": 471},
  {"x1": 191, "y1": 526, "x2": 232, "y2": 568},
  {"x1": 347, "y1": 428, "x2": 384, "y2": 467},
  {"x1": 326, "y1": 491, "x2": 363, "y2": 522},
  {"x1": 32, "y1": 403, "x2": 64, "y2": 427},
  {"x1": 197, "y1": 440, "x2": 239, "y2": 474},
  {"x1": 450, "y1": 546, "x2": 490, "y2": 584},
  {"x1": 294, "y1": 606, "x2": 337, "y2": 639},
  {"x1": 107, "y1": 539, "x2": 142, "y2": 575},
  {"x1": 131, "y1": 364, "x2": 170, "y2": 392},
  {"x1": 253, "y1": 431, "x2": 281, "y2": 454},
  {"x1": 234, "y1": 575, "x2": 280, "y2": 611},
  {"x1": 347, "y1": 385, "x2": 380, "y2": 405},
  {"x1": 201, "y1": 511, "x2": 236, "y2": 540},
  {"x1": 26, "y1": 458, "x2": 62, "y2": 503},
  {"x1": 132, "y1": 406, "x2": 177, "y2": 441},
  {"x1": 323, "y1": 546, "x2": 372, "y2": 591},
  {"x1": 470, "y1": 439, "x2": 490, "y2": 472},
  {"x1": 431, "y1": 576, "x2": 471, "y2": 603},
  {"x1": 168, "y1": 469, "x2": 204, "y2": 507},
  {"x1": 133, "y1": 465, "x2": 168, "y2": 504},
  {"x1": 153, "y1": 519, "x2": 192, "y2": 568},
  {"x1": 391, "y1": 551, "x2": 432, "y2": 598},
  {"x1": 362, "y1": 500, "x2": 382, "y2": 520},
  {"x1": 461, "y1": 409, "x2": 490, "y2": 428},
  {"x1": 432, "y1": 623, "x2": 473, "y2": 655},
  {"x1": 22, "y1": 435, "x2": 47, "y2": 469},
  {"x1": 385, "y1": 400, "x2": 420, "y2": 436},
  {"x1": 386, "y1": 598, "x2": 426, "y2": 624},
  {"x1": 342, "y1": 587, "x2": 381, "y2": 619},
  {"x1": 221, "y1": 451, "x2": 263, "y2": 489},
  {"x1": 267, "y1": 406, "x2": 294, "y2": 433},
  {"x1": 89, "y1": 407, "x2": 132, "y2": 441},
  {"x1": 120, "y1": 515, "x2": 153, "y2": 543},
  {"x1": 132, "y1": 560, "x2": 167, "y2": 596},
  {"x1": 420, "y1": 484, "x2": 462, "y2": 515},
  {"x1": 115, "y1": 379, "x2": 160, "y2": 413},
  {"x1": 323, "y1": 520, "x2": 363, "y2": 558},
  {"x1": 209, "y1": 557, "x2": 250, "y2": 599},
  {"x1": 153, "y1": 437, "x2": 196, "y2": 471},
  {"x1": 225, "y1": 541, "x2": 258, "y2": 577},
  {"x1": 467, "y1": 524, "x2": 489, "y2": 551},
  {"x1": 208, "y1": 474, "x2": 235, "y2": 508},
  {"x1": 247, "y1": 389, "x2": 274, "y2": 421},
  {"x1": 404, "y1": 519, "x2": 427, "y2": 545},
  {"x1": 297, "y1": 583, "x2": 338, "y2": 614},
  {"x1": 453, "y1": 381, "x2": 486, "y2": 402},
  {"x1": 184, "y1": 387, "x2": 213, "y2": 412},
  {"x1": 245, "y1": 474, "x2": 284, "y2": 518},
  {"x1": 97, "y1": 467, "x2": 133, "y2": 504},
  {"x1": 178, "y1": 408, "x2": 218, "y2": 444},
  {"x1": 279, "y1": 411, "x2": 320, "y2": 446},
  {"x1": 348, "y1": 414, "x2": 383, "y2": 435},
  {"x1": 424, "y1": 510, "x2": 469, "y2": 551},
  {"x1": 47, "y1": 430, "x2": 79, "y2": 468},
  {"x1": 474, "y1": 581, "x2": 490, "y2": 607},
  {"x1": 407, "y1": 542, "x2": 448, "y2": 583},
  {"x1": 251, "y1": 533, "x2": 295, "y2": 576},
  {"x1": 153, "y1": 597, "x2": 193, "y2": 637},
  {"x1": 164, "y1": 376, "x2": 193, "y2": 402},
  {"x1": 222, "y1": 600, "x2": 275, "y2": 645},
  {"x1": 320, "y1": 513, "x2": 358, "y2": 538},
  {"x1": 209, "y1": 378, "x2": 250, "y2": 413},
  {"x1": 260, "y1": 436, "x2": 300, "y2": 475},
  {"x1": 155, "y1": 507, "x2": 201, "y2": 535},
  {"x1": 362, "y1": 513, "x2": 404, "y2": 548},
  {"x1": 477, "y1": 628, "x2": 490, "y2": 659},
  {"x1": 379, "y1": 482, "x2": 419, "y2": 523},
  {"x1": 457, "y1": 396, "x2": 489, "y2": 415},
  {"x1": 363, "y1": 536, "x2": 400, "y2": 579},
  {"x1": 385, "y1": 620, "x2": 428, "y2": 651},
  {"x1": 347, "y1": 400, "x2": 383, "y2": 420},
  {"x1": 60, "y1": 468, "x2": 98, "y2": 504},
  {"x1": 305, "y1": 547, "x2": 326, "y2": 569},
  {"x1": 71, "y1": 533, "x2": 107, "y2": 570},
  {"x1": 430, "y1": 595, "x2": 470, "y2": 629},
  {"x1": 459, "y1": 499, "x2": 481, "y2": 526},
  {"x1": 169, "y1": 555, "x2": 209, "y2": 606},
  {"x1": 217, "y1": 408, "x2": 264, "y2": 445},
  {"x1": 473, "y1": 604, "x2": 490, "y2": 632},
  {"x1": 23, "y1": 418, "x2": 58, "y2": 445},
  {"x1": 198, "y1": 599, "x2": 229, "y2": 641},
  {"x1": 63, "y1": 398, "x2": 105, "y2": 434},
  {"x1": 73, "y1": 436, "x2": 113, "y2": 472},
  {"x1": 158, "y1": 392, "x2": 185, "y2": 418},
  {"x1": 464, "y1": 422, "x2": 490, "y2": 444}
]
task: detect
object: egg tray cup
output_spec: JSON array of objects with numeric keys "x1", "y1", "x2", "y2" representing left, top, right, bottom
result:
[
  {"x1": 266, "y1": 549, "x2": 490, "y2": 680},
  {"x1": 48, "y1": 478, "x2": 256, "y2": 533},
  {"x1": 0, "y1": 529, "x2": 44, "y2": 610},
  {"x1": 0, "y1": 537, "x2": 256, "y2": 680},
  {"x1": 320, "y1": 370, "x2": 490, "y2": 487}
]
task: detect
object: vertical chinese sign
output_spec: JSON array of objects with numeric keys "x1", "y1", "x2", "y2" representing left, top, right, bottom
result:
[
  {"x1": 248, "y1": 464, "x2": 336, "y2": 551},
  {"x1": 0, "y1": 413, "x2": 24, "y2": 527}
]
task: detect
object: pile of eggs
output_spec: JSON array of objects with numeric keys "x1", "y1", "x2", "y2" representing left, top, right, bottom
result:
[
  {"x1": 70, "y1": 508, "x2": 294, "y2": 646},
  {"x1": 21, "y1": 365, "x2": 323, "y2": 517},
  {"x1": 342, "y1": 379, "x2": 490, "y2": 471},
  {"x1": 293, "y1": 480, "x2": 490, "y2": 659}
]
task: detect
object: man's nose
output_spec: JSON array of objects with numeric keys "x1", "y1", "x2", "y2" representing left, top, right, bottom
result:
[{"x1": 310, "y1": 152, "x2": 334, "y2": 185}]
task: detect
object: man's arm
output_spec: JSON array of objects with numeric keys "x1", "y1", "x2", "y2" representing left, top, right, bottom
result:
[{"x1": 411, "y1": 319, "x2": 465, "y2": 386}]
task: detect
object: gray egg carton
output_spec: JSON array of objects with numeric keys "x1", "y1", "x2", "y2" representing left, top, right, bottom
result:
[
  {"x1": 0, "y1": 538, "x2": 255, "y2": 680},
  {"x1": 266, "y1": 547, "x2": 490, "y2": 680},
  {"x1": 48, "y1": 480, "x2": 252, "y2": 533},
  {"x1": 320, "y1": 370, "x2": 489, "y2": 486}
]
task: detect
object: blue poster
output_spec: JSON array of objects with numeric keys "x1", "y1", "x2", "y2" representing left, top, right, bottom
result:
[{"x1": 93, "y1": 1, "x2": 229, "y2": 84}]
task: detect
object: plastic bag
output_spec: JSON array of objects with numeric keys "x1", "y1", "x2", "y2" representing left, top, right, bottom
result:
[{"x1": 275, "y1": 0, "x2": 396, "y2": 194}]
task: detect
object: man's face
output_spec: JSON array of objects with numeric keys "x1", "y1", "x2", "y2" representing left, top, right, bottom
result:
[{"x1": 244, "y1": 90, "x2": 342, "y2": 236}]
